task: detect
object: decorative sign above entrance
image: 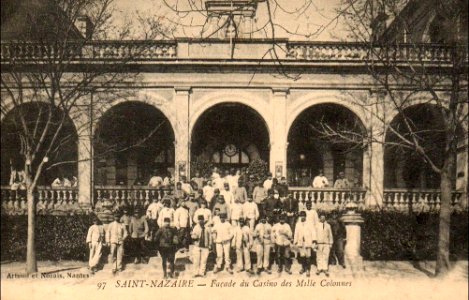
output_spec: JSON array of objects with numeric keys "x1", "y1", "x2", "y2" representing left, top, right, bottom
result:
[{"x1": 223, "y1": 144, "x2": 239, "y2": 157}]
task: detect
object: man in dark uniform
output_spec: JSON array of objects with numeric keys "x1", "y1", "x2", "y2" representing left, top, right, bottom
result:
[
  {"x1": 263, "y1": 189, "x2": 282, "y2": 225},
  {"x1": 329, "y1": 212, "x2": 346, "y2": 268},
  {"x1": 281, "y1": 194, "x2": 299, "y2": 233},
  {"x1": 155, "y1": 217, "x2": 179, "y2": 278}
]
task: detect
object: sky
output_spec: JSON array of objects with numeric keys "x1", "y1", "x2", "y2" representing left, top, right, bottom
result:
[{"x1": 111, "y1": 0, "x2": 351, "y2": 40}]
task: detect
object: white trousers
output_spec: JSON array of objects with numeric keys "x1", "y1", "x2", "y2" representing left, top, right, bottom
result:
[
  {"x1": 192, "y1": 246, "x2": 209, "y2": 275},
  {"x1": 215, "y1": 241, "x2": 231, "y2": 269}
]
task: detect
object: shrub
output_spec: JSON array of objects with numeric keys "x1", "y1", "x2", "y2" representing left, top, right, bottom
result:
[
  {"x1": 247, "y1": 159, "x2": 269, "y2": 181},
  {"x1": 1, "y1": 214, "x2": 92, "y2": 262}
]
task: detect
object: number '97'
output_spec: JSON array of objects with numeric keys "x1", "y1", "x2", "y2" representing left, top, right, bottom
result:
[{"x1": 97, "y1": 282, "x2": 106, "y2": 290}]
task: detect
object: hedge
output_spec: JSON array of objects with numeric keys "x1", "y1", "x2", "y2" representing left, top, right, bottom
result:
[
  {"x1": 1, "y1": 214, "x2": 92, "y2": 261},
  {"x1": 1, "y1": 211, "x2": 467, "y2": 262},
  {"x1": 360, "y1": 210, "x2": 468, "y2": 261}
]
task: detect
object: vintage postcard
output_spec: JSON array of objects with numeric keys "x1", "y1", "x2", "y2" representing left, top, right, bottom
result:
[{"x1": 1, "y1": 0, "x2": 468, "y2": 299}]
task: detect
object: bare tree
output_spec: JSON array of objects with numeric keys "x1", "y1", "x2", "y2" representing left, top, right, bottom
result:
[{"x1": 0, "y1": 0, "x2": 171, "y2": 274}]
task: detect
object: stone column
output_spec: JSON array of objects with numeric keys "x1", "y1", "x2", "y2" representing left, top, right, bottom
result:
[
  {"x1": 366, "y1": 91, "x2": 386, "y2": 208},
  {"x1": 174, "y1": 87, "x2": 191, "y2": 184},
  {"x1": 74, "y1": 105, "x2": 93, "y2": 209},
  {"x1": 270, "y1": 88, "x2": 289, "y2": 178},
  {"x1": 341, "y1": 210, "x2": 365, "y2": 271}
]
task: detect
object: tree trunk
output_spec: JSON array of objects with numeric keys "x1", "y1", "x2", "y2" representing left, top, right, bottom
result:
[
  {"x1": 26, "y1": 188, "x2": 37, "y2": 274},
  {"x1": 435, "y1": 156, "x2": 454, "y2": 276}
]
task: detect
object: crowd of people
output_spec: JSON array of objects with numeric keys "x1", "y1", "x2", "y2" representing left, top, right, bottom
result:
[{"x1": 86, "y1": 167, "x2": 348, "y2": 278}]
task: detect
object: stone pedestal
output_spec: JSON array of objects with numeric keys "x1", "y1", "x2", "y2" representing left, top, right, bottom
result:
[{"x1": 340, "y1": 211, "x2": 365, "y2": 272}]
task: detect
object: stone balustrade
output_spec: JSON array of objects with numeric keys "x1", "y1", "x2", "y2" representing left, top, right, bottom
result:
[
  {"x1": 93, "y1": 185, "x2": 173, "y2": 210},
  {"x1": 1, "y1": 185, "x2": 80, "y2": 215},
  {"x1": 289, "y1": 187, "x2": 367, "y2": 210},
  {"x1": 1, "y1": 41, "x2": 177, "y2": 61},
  {"x1": 286, "y1": 42, "x2": 462, "y2": 64},
  {"x1": 382, "y1": 188, "x2": 463, "y2": 211},
  {"x1": 2, "y1": 40, "x2": 466, "y2": 64}
]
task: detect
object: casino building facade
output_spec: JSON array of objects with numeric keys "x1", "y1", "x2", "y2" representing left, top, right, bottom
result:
[{"x1": 1, "y1": 0, "x2": 468, "y2": 212}]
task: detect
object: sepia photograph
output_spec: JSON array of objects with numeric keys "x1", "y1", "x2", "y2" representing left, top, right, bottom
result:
[{"x1": 0, "y1": 0, "x2": 468, "y2": 299}]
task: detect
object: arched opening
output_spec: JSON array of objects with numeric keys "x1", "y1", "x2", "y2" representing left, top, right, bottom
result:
[
  {"x1": 190, "y1": 103, "x2": 270, "y2": 176},
  {"x1": 1, "y1": 102, "x2": 78, "y2": 186},
  {"x1": 287, "y1": 103, "x2": 366, "y2": 187},
  {"x1": 384, "y1": 104, "x2": 460, "y2": 189},
  {"x1": 93, "y1": 102, "x2": 175, "y2": 186}
]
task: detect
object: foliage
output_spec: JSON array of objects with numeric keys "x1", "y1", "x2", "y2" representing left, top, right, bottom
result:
[
  {"x1": 190, "y1": 160, "x2": 214, "y2": 179},
  {"x1": 247, "y1": 159, "x2": 269, "y2": 181},
  {"x1": 1, "y1": 215, "x2": 92, "y2": 262},
  {"x1": 360, "y1": 210, "x2": 468, "y2": 261}
]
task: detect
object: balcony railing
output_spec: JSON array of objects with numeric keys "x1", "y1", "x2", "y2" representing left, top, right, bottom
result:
[
  {"x1": 1, "y1": 185, "x2": 80, "y2": 215},
  {"x1": 288, "y1": 187, "x2": 367, "y2": 210},
  {"x1": 0, "y1": 41, "x2": 177, "y2": 61},
  {"x1": 382, "y1": 188, "x2": 464, "y2": 211},
  {"x1": 93, "y1": 185, "x2": 173, "y2": 209},
  {"x1": 285, "y1": 43, "x2": 464, "y2": 64},
  {"x1": 1, "y1": 40, "x2": 466, "y2": 64},
  {"x1": 1, "y1": 185, "x2": 464, "y2": 215}
]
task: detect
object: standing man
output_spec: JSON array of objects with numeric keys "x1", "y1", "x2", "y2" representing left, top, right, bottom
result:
[
  {"x1": 191, "y1": 215, "x2": 212, "y2": 277},
  {"x1": 186, "y1": 191, "x2": 201, "y2": 223},
  {"x1": 174, "y1": 200, "x2": 192, "y2": 251},
  {"x1": 212, "y1": 195, "x2": 229, "y2": 217},
  {"x1": 252, "y1": 181, "x2": 266, "y2": 205},
  {"x1": 232, "y1": 218, "x2": 253, "y2": 273},
  {"x1": 129, "y1": 208, "x2": 149, "y2": 264},
  {"x1": 253, "y1": 217, "x2": 273, "y2": 274},
  {"x1": 329, "y1": 212, "x2": 346, "y2": 269},
  {"x1": 233, "y1": 180, "x2": 248, "y2": 204},
  {"x1": 242, "y1": 197, "x2": 259, "y2": 230},
  {"x1": 193, "y1": 200, "x2": 212, "y2": 226},
  {"x1": 294, "y1": 211, "x2": 317, "y2": 276},
  {"x1": 202, "y1": 180, "x2": 214, "y2": 204},
  {"x1": 312, "y1": 170, "x2": 329, "y2": 188},
  {"x1": 304, "y1": 201, "x2": 319, "y2": 228},
  {"x1": 106, "y1": 212, "x2": 128, "y2": 274},
  {"x1": 229, "y1": 198, "x2": 244, "y2": 227},
  {"x1": 191, "y1": 171, "x2": 205, "y2": 191},
  {"x1": 181, "y1": 176, "x2": 193, "y2": 195},
  {"x1": 263, "y1": 173, "x2": 273, "y2": 191},
  {"x1": 221, "y1": 182, "x2": 235, "y2": 208},
  {"x1": 157, "y1": 199, "x2": 175, "y2": 228},
  {"x1": 146, "y1": 199, "x2": 162, "y2": 242},
  {"x1": 334, "y1": 172, "x2": 350, "y2": 189},
  {"x1": 154, "y1": 217, "x2": 179, "y2": 278},
  {"x1": 211, "y1": 213, "x2": 233, "y2": 274},
  {"x1": 272, "y1": 214, "x2": 293, "y2": 274},
  {"x1": 246, "y1": 175, "x2": 256, "y2": 199},
  {"x1": 86, "y1": 216, "x2": 104, "y2": 274},
  {"x1": 281, "y1": 194, "x2": 298, "y2": 233},
  {"x1": 316, "y1": 214, "x2": 334, "y2": 276},
  {"x1": 263, "y1": 189, "x2": 282, "y2": 224}
]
